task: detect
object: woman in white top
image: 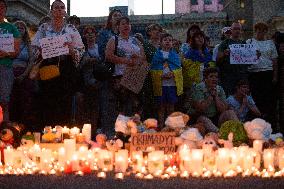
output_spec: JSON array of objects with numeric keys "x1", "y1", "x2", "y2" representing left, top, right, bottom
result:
[
  {"x1": 105, "y1": 16, "x2": 146, "y2": 116},
  {"x1": 246, "y1": 22, "x2": 278, "y2": 129},
  {"x1": 32, "y1": 0, "x2": 85, "y2": 127}
]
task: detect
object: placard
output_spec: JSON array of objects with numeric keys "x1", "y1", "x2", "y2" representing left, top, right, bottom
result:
[
  {"x1": 39, "y1": 35, "x2": 69, "y2": 59},
  {"x1": 0, "y1": 34, "x2": 14, "y2": 52},
  {"x1": 130, "y1": 132, "x2": 176, "y2": 154},
  {"x1": 120, "y1": 61, "x2": 149, "y2": 94},
  {"x1": 229, "y1": 44, "x2": 259, "y2": 64}
]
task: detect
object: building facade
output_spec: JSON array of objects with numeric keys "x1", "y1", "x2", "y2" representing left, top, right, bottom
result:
[{"x1": 175, "y1": 0, "x2": 224, "y2": 14}]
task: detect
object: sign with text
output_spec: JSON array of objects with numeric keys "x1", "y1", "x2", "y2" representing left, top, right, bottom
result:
[
  {"x1": 229, "y1": 44, "x2": 259, "y2": 64},
  {"x1": 0, "y1": 34, "x2": 14, "y2": 52},
  {"x1": 120, "y1": 61, "x2": 149, "y2": 94},
  {"x1": 39, "y1": 35, "x2": 69, "y2": 59},
  {"x1": 130, "y1": 132, "x2": 176, "y2": 154}
]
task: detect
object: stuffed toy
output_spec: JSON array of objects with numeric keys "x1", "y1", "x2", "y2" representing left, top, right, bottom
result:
[
  {"x1": 175, "y1": 128, "x2": 203, "y2": 149},
  {"x1": 218, "y1": 132, "x2": 234, "y2": 149},
  {"x1": 202, "y1": 133, "x2": 219, "y2": 151},
  {"x1": 0, "y1": 122, "x2": 24, "y2": 148},
  {"x1": 106, "y1": 138, "x2": 124, "y2": 152},
  {"x1": 87, "y1": 134, "x2": 107, "y2": 149},
  {"x1": 219, "y1": 120, "x2": 248, "y2": 146},
  {"x1": 244, "y1": 118, "x2": 272, "y2": 141},
  {"x1": 41, "y1": 129, "x2": 56, "y2": 143},
  {"x1": 143, "y1": 119, "x2": 158, "y2": 133},
  {"x1": 162, "y1": 112, "x2": 190, "y2": 136},
  {"x1": 21, "y1": 132, "x2": 35, "y2": 148}
]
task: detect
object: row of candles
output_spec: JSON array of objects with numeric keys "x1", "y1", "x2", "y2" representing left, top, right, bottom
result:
[{"x1": 2, "y1": 139, "x2": 284, "y2": 178}]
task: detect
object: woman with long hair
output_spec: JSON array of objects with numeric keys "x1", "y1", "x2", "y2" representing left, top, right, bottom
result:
[
  {"x1": 31, "y1": 0, "x2": 84, "y2": 127},
  {"x1": 9, "y1": 20, "x2": 37, "y2": 130}
]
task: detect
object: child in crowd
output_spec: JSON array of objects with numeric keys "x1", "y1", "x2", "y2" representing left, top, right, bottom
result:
[
  {"x1": 151, "y1": 33, "x2": 183, "y2": 128},
  {"x1": 226, "y1": 80, "x2": 261, "y2": 122}
]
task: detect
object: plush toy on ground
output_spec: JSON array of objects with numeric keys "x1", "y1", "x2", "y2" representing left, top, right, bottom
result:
[
  {"x1": 162, "y1": 112, "x2": 190, "y2": 136},
  {"x1": 218, "y1": 132, "x2": 234, "y2": 149},
  {"x1": 21, "y1": 132, "x2": 35, "y2": 148},
  {"x1": 88, "y1": 134, "x2": 107, "y2": 149},
  {"x1": 175, "y1": 128, "x2": 203, "y2": 149},
  {"x1": 143, "y1": 119, "x2": 158, "y2": 133},
  {"x1": 0, "y1": 122, "x2": 24, "y2": 148}
]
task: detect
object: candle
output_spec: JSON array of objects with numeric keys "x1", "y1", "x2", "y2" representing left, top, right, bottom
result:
[
  {"x1": 178, "y1": 145, "x2": 190, "y2": 172},
  {"x1": 238, "y1": 146, "x2": 249, "y2": 169},
  {"x1": 253, "y1": 150, "x2": 261, "y2": 170},
  {"x1": 216, "y1": 148, "x2": 230, "y2": 174},
  {"x1": 78, "y1": 146, "x2": 88, "y2": 160},
  {"x1": 148, "y1": 151, "x2": 164, "y2": 175},
  {"x1": 4, "y1": 147, "x2": 14, "y2": 166},
  {"x1": 40, "y1": 149, "x2": 52, "y2": 171},
  {"x1": 82, "y1": 124, "x2": 92, "y2": 141},
  {"x1": 115, "y1": 172, "x2": 124, "y2": 179},
  {"x1": 115, "y1": 150, "x2": 128, "y2": 173},
  {"x1": 70, "y1": 127, "x2": 80, "y2": 138},
  {"x1": 278, "y1": 148, "x2": 284, "y2": 170},
  {"x1": 243, "y1": 150, "x2": 254, "y2": 172},
  {"x1": 58, "y1": 147, "x2": 65, "y2": 166},
  {"x1": 131, "y1": 151, "x2": 143, "y2": 172},
  {"x1": 253, "y1": 140, "x2": 264, "y2": 153},
  {"x1": 62, "y1": 126, "x2": 70, "y2": 140},
  {"x1": 97, "y1": 171, "x2": 106, "y2": 178},
  {"x1": 71, "y1": 153, "x2": 79, "y2": 172},
  {"x1": 98, "y1": 150, "x2": 113, "y2": 171},
  {"x1": 191, "y1": 149, "x2": 203, "y2": 175},
  {"x1": 64, "y1": 139, "x2": 76, "y2": 161},
  {"x1": 64, "y1": 161, "x2": 72, "y2": 174},
  {"x1": 263, "y1": 149, "x2": 275, "y2": 169},
  {"x1": 13, "y1": 150, "x2": 23, "y2": 169}
]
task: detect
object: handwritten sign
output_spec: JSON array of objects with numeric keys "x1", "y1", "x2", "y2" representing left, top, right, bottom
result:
[
  {"x1": 130, "y1": 132, "x2": 176, "y2": 154},
  {"x1": 39, "y1": 35, "x2": 69, "y2": 59},
  {"x1": 0, "y1": 34, "x2": 14, "y2": 52},
  {"x1": 229, "y1": 44, "x2": 259, "y2": 64},
  {"x1": 120, "y1": 61, "x2": 149, "y2": 94}
]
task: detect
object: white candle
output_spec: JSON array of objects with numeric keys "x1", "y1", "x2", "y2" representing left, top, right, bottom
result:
[
  {"x1": 64, "y1": 139, "x2": 76, "y2": 161},
  {"x1": 40, "y1": 149, "x2": 52, "y2": 171},
  {"x1": 13, "y1": 150, "x2": 23, "y2": 169},
  {"x1": 32, "y1": 144, "x2": 41, "y2": 165},
  {"x1": 115, "y1": 150, "x2": 128, "y2": 173},
  {"x1": 216, "y1": 148, "x2": 230, "y2": 174},
  {"x1": 4, "y1": 147, "x2": 14, "y2": 166},
  {"x1": 243, "y1": 150, "x2": 254, "y2": 172},
  {"x1": 131, "y1": 151, "x2": 143, "y2": 172},
  {"x1": 98, "y1": 150, "x2": 113, "y2": 171},
  {"x1": 230, "y1": 148, "x2": 238, "y2": 171},
  {"x1": 179, "y1": 145, "x2": 190, "y2": 172},
  {"x1": 253, "y1": 150, "x2": 261, "y2": 170},
  {"x1": 191, "y1": 149, "x2": 203, "y2": 175},
  {"x1": 278, "y1": 148, "x2": 284, "y2": 170},
  {"x1": 78, "y1": 146, "x2": 88, "y2": 160},
  {"x1": 147, "y1": 151, "x2": 164, "y2": 175},
  {"x1": 58, "y1": 147, "x2": 65, "y2": 166},
  {"x1": 82, "y1": 124, "x2": 92, "y2": 141},
  {"x1": 253, "y1": 140, "x2": 263, "y2": 153},
  {"x1": 237, "y1": 146, "x2": 249, "y2": 169},
  {"x1": 70, "y1": 127, "x2": 80, "y2": 138},
  {"x1": 263, "y1": 149, "x2": 275, "y2": 169}
]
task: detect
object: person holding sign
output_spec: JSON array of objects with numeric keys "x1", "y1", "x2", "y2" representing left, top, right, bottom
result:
[
  {"x1": 31, "y1": 0, "x2": 84, "y2": 127},
  {"x1": 151, "y1": 33, "x2": 183, "y2": 129},
  {"x1": 216, "y1": 22, "x2": 248, "y2": 96},
  {"x1": 0, "y1": 0, "x2": 20, "y2": 122},
  {"x1": 105, "y1": 16, "x2": 146, "y2": 117},
  {"x1": 246, "y1": 22, "x2": 278, "y2": 130}
]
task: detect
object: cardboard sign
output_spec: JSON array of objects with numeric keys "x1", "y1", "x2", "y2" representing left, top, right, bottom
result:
[
  {"x1": 229, "y1": 44, "x2": 259, "y2": 64},
  {"x1": 120, "y1": 61, "x2": 149, "y2": 94},
  {"x1": 0, "y1": 34, "x2": 14, "y2": 52},
  {"x1": 39, "y1": 35, "x2": 69, "y2": 59},
  {"x1": 130, "y1": 132, "x2": 176, "y2": 154}
]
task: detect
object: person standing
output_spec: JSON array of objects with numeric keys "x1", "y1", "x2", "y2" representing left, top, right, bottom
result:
[
  {"x1": 0, "y1": 0, "x2": 20, "y2": 122},
  {"x1": 246, "y1": 22, "x2": 278, "y2": 130},
  {"x1": 32, "y1": 0, "x2": 84, "y2": 127},
  {"x1": 217, "y1": 22, "x2": 247, "y2": 96}
]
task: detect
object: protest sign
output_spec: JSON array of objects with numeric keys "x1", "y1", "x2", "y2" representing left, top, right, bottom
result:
[
  {"x1": 130, "y1": 132, "x2": 176, "y2": 154},
  {"x1": 0, "y1": 34, "x2": 14, "y2": 52},
  {"x1": 39, "y1": 35, "x2": 69, "y2": 59},
  {"x1": 120, "y1": 61, "x2": 149, "y2": 94},
  {"x1": 229, "y1": 44, "x2": 259, "y2": 64}
]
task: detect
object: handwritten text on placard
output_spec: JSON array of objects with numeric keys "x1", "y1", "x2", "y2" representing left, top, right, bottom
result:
[
  {"x1": 0, "y1": 34, "x2": 14, "y2": 52},
  {"x1": 39, "y1": 35, "x2": 69, "y2": 59},
  {"x1": 130, "y1": 132, "x2": 176, "y2": 153},
  {"x1": 229, "y1": 44, "x2": 259, "y2": 64}
]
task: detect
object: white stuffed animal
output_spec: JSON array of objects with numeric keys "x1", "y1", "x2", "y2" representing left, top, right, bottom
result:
[
  {"x1": 175, "y1": 128, "x2": 203, "y2": 149},
  {"x1": 244, "y1": 118, "x2": 272, "y2": 141}
]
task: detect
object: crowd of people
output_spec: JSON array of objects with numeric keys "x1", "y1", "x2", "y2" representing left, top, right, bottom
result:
[{"x1": 1, "y1": 0, "x2": 284, "y2": 139}]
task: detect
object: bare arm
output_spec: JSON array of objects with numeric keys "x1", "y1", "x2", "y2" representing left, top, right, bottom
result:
[{"x1": 105, "y1": 38, "x2": 130, "y2": 65}]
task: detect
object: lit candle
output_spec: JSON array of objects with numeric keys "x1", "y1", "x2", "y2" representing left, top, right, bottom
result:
[
  {"x1": 263, "y1": 149, "x2": 275, "y2": 169},
  {"x1": 78, "y1": 146, "x2": 88, "y2": 160},
  {"x1": 71, "y1": 153, "x2": 79, "y2": 172},
  {"x1": 237, "y1": 146, "x2": 249, "y2": 169},
  {"x1": 97, "y1": 171, "x2": 106, "y2": 178},
  {"x1": 115, "y1": 150, "x2": 128, "y2": 173},
  {"x1": 12, "y1": 150, "x2": 23, "y2": 169},
  {"x1": 131, "y1": 151, "x2": 143, "y2": 172},
  {"x1": 4, "y1": 147, "x2": 14, "y2": 166},
  {"x1": 191, "y1": 149, "x2": 203, "y2": 175},
  {"x1": 216, "y1": 148, "x2": 230, "y2": 174},
  {"x1": 243, "y1": 150, "x2": 254, "y2": 172},
  {"x1": 115, "y1": 172, "x2": 124, "y2": 179},
  {"x1": 278, "y1": 148, "x2": 284, "y2": 170},
  {"x1": 64, "y1": 139, "x2": 76, "y2": 161},
  {"x1": 253, "y1": 140, "x2": 263, "y2": 153},
  {"x1": 70, "y1": 127, "x2": 80, "y2": 138},
  {"x1": 58, "y1": 147, "x2": 65, "y2": 167},
  {"x1": 98, "y1": 150, "x2": 113, "y2": 171},
  {"x1": 178, "y1": 145, "x2": 190, "y2": 172},
  {"x1": 40, "y1": 149, "x2": 52, "y2": 171},
  {"x1": 62, "y1": 126, "x2": 70, "y2": 140},
  {"x1": 82, "y1": 124, "x2": 92, "y2": 141},
  {"x1": 147, "y1": 151, "x2": 164, "y2": 175}
]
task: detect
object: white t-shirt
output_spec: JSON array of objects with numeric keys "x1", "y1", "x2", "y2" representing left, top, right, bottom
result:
[
  {"x1": 113, "y1": 36, "x2": 141, "y2": 76},
  {"x1": 212, "y1": 44, "x2": 220, "y2": 62},
  {"x1": 246, "y1": 38, "x2": 278, "y2": 72},
  {"x1": 87, "y1": 44, "x2": 100, "y2": 59},
  {"x1": 161, "y1": 50, "x2": 176, "y2": 86}
]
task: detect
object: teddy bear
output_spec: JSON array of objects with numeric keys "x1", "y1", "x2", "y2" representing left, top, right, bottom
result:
[
  {"x1": 201, "y1": 132, "x2": 219, "y2": 151},
  {"x1": 143, "y1": 118, "x2": 158, "y2": 133},
  {"x1": 244, "y1": 118, "x2": 272, "y2": 141},
  {"x1": 21, "y1": 132, "x2": 35, "y2": 148},
  {"x1": 175, "y1": 128, "x2": 203, "y2": 149},
  {"x1": 162, "y1": 112, "x2": 190, "y2": 136},
  {"x1": 87, "y1": 134, "x2": 107, "y2": 149},
  {"x1": 0, "y1": 122, "x2": 24, "y2": 148},
  {"x1": 218, "y1": 132, "x2": 234, "y2": 149}
]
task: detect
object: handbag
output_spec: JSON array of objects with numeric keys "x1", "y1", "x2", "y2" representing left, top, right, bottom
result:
[
  {"x1": 39, "y1": 57, "x2": 61, "y2": 81},
  {"x1": 93, "y1": 35, "x2": 118, "y2": 81},
  {"x1": 29, "y1": 59, "x2": 43, "y2": 80}
]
